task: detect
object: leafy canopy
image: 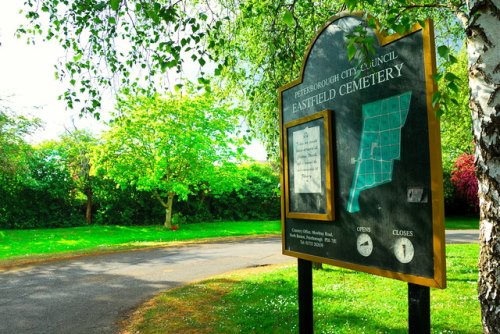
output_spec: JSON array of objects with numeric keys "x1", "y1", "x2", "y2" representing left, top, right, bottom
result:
[
  {"x1": 0, "y1": 101, "x2": 41, "y2": 182},
  {"x1": 92, "y1": 91, "x2": 245, "y2": 201},
  {"x1": 209, "y1": 1, "x2": 467, "y2": 156},
  {"x1": 438, "y1": 48, "x2": 473, "y2": 171},
  {"x1": 18, "y1": 0, "x2": 219, "y2": 118},
  {"x1": 19, "y1": 0, "x2": 468, "y2": 156}
]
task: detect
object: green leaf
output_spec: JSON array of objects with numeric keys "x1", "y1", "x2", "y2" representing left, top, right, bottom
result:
[
  {"x1": 437, "y1": 45, "x2": 450, "y2": 59},
  {"x1": 109, "y1": 0, "x2": 121, "y2": 11},
  {"x1": 436, "y1": 107, "x2": 444, "y2": 118},
  {"x1": 432, "y1": 92, "x2": 441, "y2": 108},
  {"x1": 347, "y1": 43, "x2": 357, "y2": 61},
  {"x1": 283, "y1": 10, "x2": 294, "y2": 27},
  {"x1": 444, "y1": 72, "x2": 460, "y2": 82},
  {"x1": 449, "y1": 54, "x2": 458, "y2": 64},
  {"x1": 447, "y1": 81, "x2": 459, "y2": 93},
  {"x1": 395, "y1": 24, "x2": 407, "y2": 35},
  {"x1": 433, "y1": 73, "x2": 443, "y2": 81},
  {"x1": 367, "y1": 17, "x2": 377, "y2": 29}
]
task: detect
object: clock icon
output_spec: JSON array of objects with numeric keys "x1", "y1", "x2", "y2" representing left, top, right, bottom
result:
[
  {"x1": 356, "y1": 233, "x2": 373, "y2": 257},
  {"x1": 394, "y1": 237, "x2": 415, "y2": 263}
]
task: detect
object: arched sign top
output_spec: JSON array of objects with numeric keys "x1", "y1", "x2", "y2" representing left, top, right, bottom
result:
[
  {"x1": 283, "y1": 12, "x2": 430, "y2": 93},
  {"x1": 279, "y1": 13, "x2": 445, "y2": 288}
]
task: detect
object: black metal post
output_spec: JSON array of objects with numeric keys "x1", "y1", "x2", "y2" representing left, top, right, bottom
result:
[
  {"x1": 298, "y1": 258, "x2": 313, "y2": 334},
  {"x1": 408, "y1": 283, "x2": 430, "y2": 334}
]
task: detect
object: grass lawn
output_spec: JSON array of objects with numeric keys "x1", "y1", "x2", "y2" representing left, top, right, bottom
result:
[
  {"x1": 124, "y1": 244, "x2": 481, "y2": 334},
  {"x1": 445, "y1": 216, "x2": 479, "y2": 230},
  {"x1": 0, "y1": 221, "x2": 281, "y2": 261}
]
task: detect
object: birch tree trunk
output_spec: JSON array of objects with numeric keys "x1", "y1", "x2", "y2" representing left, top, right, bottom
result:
[{"x1": 465, "y1": 1, "x2": 500, "y2": 332}]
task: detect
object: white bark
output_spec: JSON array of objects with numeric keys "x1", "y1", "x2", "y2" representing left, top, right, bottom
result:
[{"x1": 466, "y1": 0, "x2": 500, "y2": 332}]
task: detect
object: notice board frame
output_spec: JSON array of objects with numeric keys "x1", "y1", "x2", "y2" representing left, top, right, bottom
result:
[
  {"x1": 278, "y1": 13, "x2": 446, "y2": 289},
  {"x1": 284, "y1": 109, "x2": 335, "y2": 221}
]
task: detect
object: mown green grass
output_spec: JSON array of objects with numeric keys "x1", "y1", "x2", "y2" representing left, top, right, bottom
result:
[
  {"x1": 127, "y1": 244, "x2": 480, "y2": 334},
  {"x1": 445, "y1": 216, "x2": 479, "y2": 230},
  {"x1": 0, "y1": 221, "x2": 281, "y2": 260}
]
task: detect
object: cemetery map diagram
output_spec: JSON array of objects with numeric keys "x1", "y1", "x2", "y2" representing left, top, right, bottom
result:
[{"x1": 347, "y1": 91, "x2": 412, "y2": 213}]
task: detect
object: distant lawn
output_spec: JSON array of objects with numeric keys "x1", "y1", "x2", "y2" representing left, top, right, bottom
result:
[
  {"x1": 0, "y1": 221, "x2": 281, "y2": 261},
  {"x1": 445, "y1": 216, "x2": 479, "y2": 230},
  {"x1": 125, "y1": 244, "x2": 481, "y2": 334}
]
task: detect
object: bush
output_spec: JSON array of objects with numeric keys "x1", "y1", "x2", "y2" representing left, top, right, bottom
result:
[
  {"x1": 209, "y1": 162, "x2": 280, "y2": 221},
  {"x1": 1, "y1": 161, "x2": 280, "y2": 229},
  {"x1": 450, "y1": 153, "x2": 479, "y2": 212},
  {"x1": 172, "y1": 162, "x2": 280, "y2": 223},
  {"x1": 0, "y1": 147, "x2": 84, "y2": 229},
  {"x1": 93, "y1": 180, "x2": 164, "y2": 226}
]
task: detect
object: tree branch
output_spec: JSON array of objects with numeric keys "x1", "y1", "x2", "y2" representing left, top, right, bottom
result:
[
  {"x1": 395, "y1": 2, "x2": 456, "y2": 21},
  {"x1": 153, "y1": 189, "x2": 168, "y2": 208}
]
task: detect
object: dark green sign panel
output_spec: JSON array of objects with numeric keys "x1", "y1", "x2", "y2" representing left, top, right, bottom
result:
[{"x1": 279, "y1": 13, "x2": 446, "y2": 288}]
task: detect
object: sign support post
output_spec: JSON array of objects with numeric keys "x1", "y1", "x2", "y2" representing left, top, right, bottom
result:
[
  {"x1": 408, "y1": 283, "x2": 430, "y2": 334},
  {"x1": 298, "y1": 259, "x2": 313, "y2": 333}
]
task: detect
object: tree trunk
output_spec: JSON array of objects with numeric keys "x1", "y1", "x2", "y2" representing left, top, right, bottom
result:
[
  {"x1": 164, "y1": 193, "x2": 175, "y2": 229},
  {"x1": 85, "y1": 188, "x2": 93, "y2": 225},
  {"x1": 465, "y1": 1, "x2": 500, "y2": 332},
  {"x1": 152, "y1": 190, "x2": 176, "y2": 228},
  {"x1": 165, "y1": 193, "x2": 174, "y2": 228}
]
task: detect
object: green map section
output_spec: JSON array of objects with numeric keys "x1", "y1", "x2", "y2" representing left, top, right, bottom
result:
[{"x1": 347, "y1": 91, "x2": 412, "y2": 213}]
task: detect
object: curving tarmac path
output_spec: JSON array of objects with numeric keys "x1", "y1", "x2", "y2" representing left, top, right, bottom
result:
[
  {"x1": 0, "y1": 238, "x2": 289, "y2": 334},
  {"x1": 0, "y1": 231, "x2": 477, "y2": 334}
]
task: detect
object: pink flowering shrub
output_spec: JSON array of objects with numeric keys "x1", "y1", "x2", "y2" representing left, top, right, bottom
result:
[{"x1": 450, "y1": 153, "x2": 479, "y2": 210}]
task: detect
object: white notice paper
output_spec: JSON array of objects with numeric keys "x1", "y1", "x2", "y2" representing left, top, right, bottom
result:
[{"x1": 293, "y1": 126, "x2": 322, "y2": 193}]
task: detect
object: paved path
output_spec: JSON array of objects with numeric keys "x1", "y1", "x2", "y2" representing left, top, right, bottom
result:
[
  {"x1": 0, "y1": 238, "x2": 288, "y2": 334},
  {"x1": 0, "y1": 231, "x2": 478, "y2": 334},
  {"x1": 445, "y1": 229, "x2": 479, "y2": 244}
]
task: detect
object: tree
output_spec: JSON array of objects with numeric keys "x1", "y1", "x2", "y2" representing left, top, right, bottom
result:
[
  {"x1": 431, "y1": 3, "x2": 498, "y2": 330},
  {"x1": 55, "y1": 130, "x2": 99, "y2": 224},
  {"x1": 209, "y1": 1, "x2": 344, "y2": 156},
  {"x1": 437, "y1": 48, "x2": 474, "y2": 171},
  {"x1": 0, "y1": 100, "x2": 41, "y2": 180},
  {"x1": 92, "y1": 92, "x2": 244, "y2": 228},
  {"x1": 23, "y1": 142, "x2": 83, "y2": 228},
  {"x1": 19, "y1": 1, "x2": 500, "y2": 330}
]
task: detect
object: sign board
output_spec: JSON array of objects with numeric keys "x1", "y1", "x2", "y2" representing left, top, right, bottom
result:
[{"x1": 279, "y1": 13, "x2": 446, "y2": 288}]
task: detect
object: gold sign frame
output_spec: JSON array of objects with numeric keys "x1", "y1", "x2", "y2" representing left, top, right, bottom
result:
[{"x1": 283, "y1": 109, "x2": 335, "y2": 221}]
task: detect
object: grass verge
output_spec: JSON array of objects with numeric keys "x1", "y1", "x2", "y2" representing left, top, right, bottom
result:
[
  {"x1": 445, "y1": 216, "x2": 479, "y2": 230},
  {"x1": 0, "y1": 221, "x2": 280, "y2": 263},
  {"x1": 122, "y1": 244, "x2": 481, "y2": 334}
]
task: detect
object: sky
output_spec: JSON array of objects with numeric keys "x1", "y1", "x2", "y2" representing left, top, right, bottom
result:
[
  {"x1": 0, "y1": 1, "x2": 109, "y2": 143},
  {"x1": 0, "y1": 1, "x2": 266, "y2": 160}
]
